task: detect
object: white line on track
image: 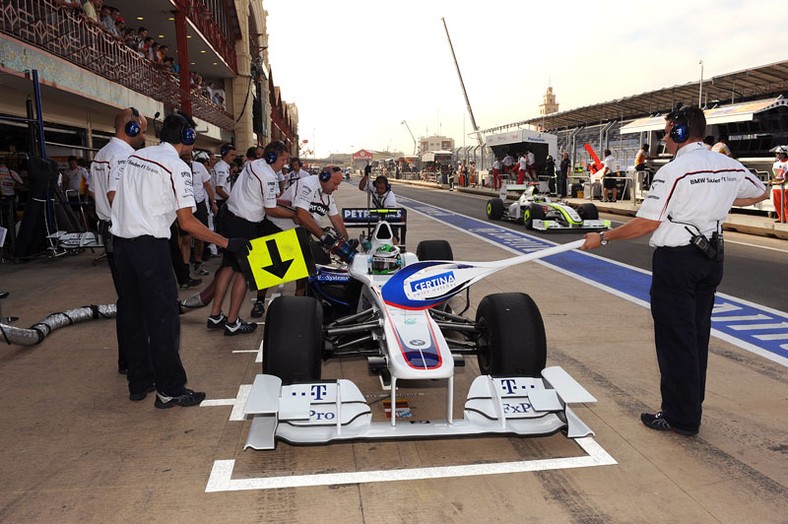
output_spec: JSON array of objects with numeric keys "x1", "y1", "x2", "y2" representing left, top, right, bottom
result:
[{"x1": 204, "y1": 437, "x2": 617, "y2": 492}]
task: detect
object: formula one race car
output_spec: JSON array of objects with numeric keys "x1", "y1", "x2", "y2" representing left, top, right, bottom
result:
[
  {"x1": 242, "y1": 213, "x2": 596, "y2": 450},
  {"x1": 486, "y1": 184, "x2": 610, "y2": 231}
]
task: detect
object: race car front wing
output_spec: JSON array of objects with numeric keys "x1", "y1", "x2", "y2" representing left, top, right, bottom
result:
[{"x1": 243, "y1": 367, "x2": 596, "y2": 450}]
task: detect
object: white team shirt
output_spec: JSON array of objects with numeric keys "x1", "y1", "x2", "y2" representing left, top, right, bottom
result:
[
  {"x1": 364, "y1": 178, "x2": 398, "y2": 208},
  {"x1": 527, "y1": 152, "x2": 535, "y2": 167},
  {"x1": 266, "y1": 179, "x2": 301, "y2": 231},
  {"x1": 502, "y1": 155, "x2": 514, "y2": 167},
  {"x1": 62, "y1": 165, "x2": 89, "y2": 192},
  {"x1": 110, "y1": 142, "x2": 196, "y2": 239},
  {"x1": 0, "y1": 165, "x2": 23, "y2": 197},
  {"x1": 602, "y1": 154, "x2": 616, "y2": 174},
  {"x1": 772, "y1": 159, "x2": 787, "y2": 184},
  {"x1": 225, "y1": 159, "x2": 278, "y2": 223},
  {"x1": 279, "y1": 168, "x2": 310, "y2": 190},
  {"x1": 211, "y1": 158, "x2": 232, "y2": 197},
  {"x1": 518, "y1": 156, "x2": 527, "y2": 170},
  {"x1": 637, "y1": 142, "x2": 766, "y2": 247},
  {"x1": 89, "y1": 137, "x2": 134, "y2": 221},
  {"x1": 191, "y1": 161, "x2": 212, "y2": 203},
  {"x1": 493, "y1": 160, "x2": 501, "y2": 170},
  {"x1": 293, "y1": 175, "x2": 338, "y2": 225}
]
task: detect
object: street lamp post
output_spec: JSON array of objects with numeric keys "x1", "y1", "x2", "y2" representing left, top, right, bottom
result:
[{"x1": 698, "y1": 59, "x2": 704, "y2": 107}]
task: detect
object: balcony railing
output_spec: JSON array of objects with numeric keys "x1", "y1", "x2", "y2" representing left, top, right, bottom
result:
[{"x1": 0, "y1": 0, "x2": 235, "y2": 130}]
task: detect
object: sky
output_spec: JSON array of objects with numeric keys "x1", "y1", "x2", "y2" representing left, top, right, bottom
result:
[{"x1": 264, "y1": 0, "x2": 788, "y2": 158}]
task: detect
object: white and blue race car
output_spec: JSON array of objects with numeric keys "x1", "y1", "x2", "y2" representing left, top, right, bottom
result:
[
  {"x1": 486, "y1": 184, "x2": 610, "y2": 231},
  {"x1": 243, "y1": 217, "x2": 595, "y2": 450}
]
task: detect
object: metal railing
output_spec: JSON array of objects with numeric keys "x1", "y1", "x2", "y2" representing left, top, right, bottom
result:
[{"x1": 0, "y1": 0, "x2": 235, "y2": 130}]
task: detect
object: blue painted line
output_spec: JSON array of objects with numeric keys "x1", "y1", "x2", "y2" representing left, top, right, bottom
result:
[{"x1": 399, "y1": 196, "x2": 788, "y2": 367}]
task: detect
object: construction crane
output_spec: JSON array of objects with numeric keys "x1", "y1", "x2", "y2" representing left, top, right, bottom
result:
[{"x1": 441, "y1": 17, "x2": 483, "y2": 147}]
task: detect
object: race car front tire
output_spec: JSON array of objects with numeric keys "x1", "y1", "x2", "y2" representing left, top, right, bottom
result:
[
  {"x1": 475, "y1": 292, "x2": 546, "y2": 377},
  {"x1": 263, "y1": 296, "x2": 323, "y2": 384},
  {"x1": 522, "y1": 204, "x2": 545, "y2": 230},
  {"x1": 486, "y1": 198, "x2": 504, "y2": 220},
  {"x1": 576, "y1": 203, "x2": 599, "y2": 220},
  {"x1": 416, "y1": 240, "x2": 454, "y2": 261}
]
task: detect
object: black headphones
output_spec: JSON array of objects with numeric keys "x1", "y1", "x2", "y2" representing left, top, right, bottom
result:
[
  {"x1": 161, "y1": 112, "x2": 196, "y2": 145},
  {"x1": 669, "y1": 107, "x2": 690, "y2": 144},
  {"x1": 264, "y1": 140, "x2": 286, "y2": 164},
  {"x1": 124, "y1": 107, "x2": 141, "y2": 138},
  {"x1": 374, "y1": 175, "x2": 391, "y2": 192},
  {"x1": 220, "y1": 143, "x2": 234, "y2": 158}
]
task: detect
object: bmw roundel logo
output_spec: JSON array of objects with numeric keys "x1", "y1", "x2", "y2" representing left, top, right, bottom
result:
[{"x1": 409, "y1": 339, "x2": 426, "y2": 346}]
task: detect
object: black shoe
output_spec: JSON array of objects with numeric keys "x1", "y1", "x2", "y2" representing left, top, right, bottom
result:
[
  {"x1": 640, "y1": 412, "x2": 698, "y2": 436},
  {"x1": 154, "y1": 389, "x2": 206, "y2": 409},
  {"x1": 129, "y1": 385, "x2": 156, "y2": 401},
  {"x1": 207, "y1": 313, "x2": 226, "y2": 330},
  {"x1": 180, "y1": 277, "x2": 202, "y2": 289},
  {"x1": 224, "y1": 317, "x2": 257, "y2": 336},
  {"x1": 250, "y1": 300, "x2": 265, "y2": 318}
]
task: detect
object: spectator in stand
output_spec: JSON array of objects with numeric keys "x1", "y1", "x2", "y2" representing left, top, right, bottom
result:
[
  {"x1": 82, "y1": 0, "x2": 101, "y2": 22},
  {"x1": 114, "y1": 16, "x2": 125, "y2": 38},
  {"x1": 158, "y1": 45, "x2": 169, "y2": 63},
  {"x1": 135, "y1": 26, "x2": 147, "y2": 50},
  {"x1": 712, "y1": 136, "x2": 732, "y2": 157},
  {"x1": 139, "y1": 36, "x2": 154, "y2": 60},
  {"x1": 163, "y1": 56, "x2": 179, "y2": 74},
  {"x1": 150, "y1": 42, "x2": 161, "y2": 63}
]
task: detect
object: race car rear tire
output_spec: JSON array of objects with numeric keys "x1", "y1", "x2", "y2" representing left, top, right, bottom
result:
[
  {"x1": 522, "y1": 204, "x2": 544, "y2": 230},
  {"x1": 475, "y1": 292, "x2": 546, "y2": 377},
  {"x1": 416, "y1": 240, "x2": 453, "y2": 261},
  {"x1": 577, "y1": 203, "x2": 599, "y2": 220},
  {"x1": 263, "y1": 296, "x2": 323, "y2": 384},
  {"x1": 486, "y1": 198, "x2": 504, "y2": 220}
]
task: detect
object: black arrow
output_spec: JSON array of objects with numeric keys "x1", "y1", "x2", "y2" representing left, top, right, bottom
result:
[{"x1": 261, "y1": 239, "x2": 294, "y2": 279}]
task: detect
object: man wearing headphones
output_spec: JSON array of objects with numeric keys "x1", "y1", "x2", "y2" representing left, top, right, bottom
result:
[
  {"x1": 111, "y1": 112, "x2": 251, "y2": 408},
  {"x1": 296, "y1": 166, "x2": 350, "y2": 241},
  {"x1": 580, "y1": 106, "x2": 768, "y2": 436},
  {"x1": 89, "y1": 107, "x2": 147, "y2": 375},
  {"x1": 207, "y1": 140, "x2": 296, "y2": 334},
  {"x1": 358, "y1": 172, "x2": 397, "y2": 208}
]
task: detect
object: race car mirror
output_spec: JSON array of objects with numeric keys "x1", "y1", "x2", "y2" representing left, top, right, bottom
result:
[{"x1": 239, "y1": 227, "x2": 317, "y2": 291}]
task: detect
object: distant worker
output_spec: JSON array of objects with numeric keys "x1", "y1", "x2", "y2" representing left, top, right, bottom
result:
[
  {"x1": 580, "y1": 106, "x2": 768, "y2": 436},
  {"x1": 526, "y1": 149, "x2": 537, "y2": 181},
  {"x1": 492, "y1": 156, "x2": 502, "y2": 190},
  {"x1": 635, "y1": 143, "x2": 654, "y2": 191},
  {"x1": 601, "y1": 149, "x2": 619, "y2": 202},
  {"x1": 517, "y1": 152, "x2": 527, "y2": 184},
  {"x1": 770, "y1": 145, "x2": 788, "y2": 223},
  {"x1": 280, "y1": 157, "x2": 310, "y2": 193},
  {"x1": 558, "y1": 152, "x2": 570, "y2": 198},
  {"x1": 712, "y1": 136, "x2": 732, "y2": 157}
]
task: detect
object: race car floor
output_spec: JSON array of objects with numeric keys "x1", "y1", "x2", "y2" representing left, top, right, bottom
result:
[{"x1": 0, "y1": 181, "x2": 785, "y2": 523}]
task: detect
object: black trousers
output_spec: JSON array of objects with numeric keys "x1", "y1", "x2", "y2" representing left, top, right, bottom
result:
[
  {"x1": 99, "y1": 220, "x2": 130, "y2": 371},
  {"x1": 650, "y1": 246, "x2": 723, "y2": 432},
  {"x1": 114, "y1": 236, "x2": 187, "y2": 396}
]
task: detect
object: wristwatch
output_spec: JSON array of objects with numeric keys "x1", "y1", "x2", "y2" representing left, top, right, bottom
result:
[{"x1": 599, "y1": 232, "x2": 609, "y2": 246}]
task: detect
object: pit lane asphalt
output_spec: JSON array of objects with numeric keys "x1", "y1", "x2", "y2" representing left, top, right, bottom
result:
[
  {"x1": 0, "y1": 179, "x2": 785, "y2": 523},
  {"x1": 390, "y1": 182, "x2": 788, "y2": 312}
]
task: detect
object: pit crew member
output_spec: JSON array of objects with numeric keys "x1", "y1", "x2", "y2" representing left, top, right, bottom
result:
[{"x1": 770, "y1": 145, "x2": 788, "y2": 223}]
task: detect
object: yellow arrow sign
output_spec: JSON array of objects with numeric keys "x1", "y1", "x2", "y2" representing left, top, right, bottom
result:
[{"x1": 239, "y1": 227, "x2": 316, "y2": 291}]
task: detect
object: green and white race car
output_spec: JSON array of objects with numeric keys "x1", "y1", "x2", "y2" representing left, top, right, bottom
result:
[{"x1": 486, "y1": 184, "x2": 611, "y2": 231}]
